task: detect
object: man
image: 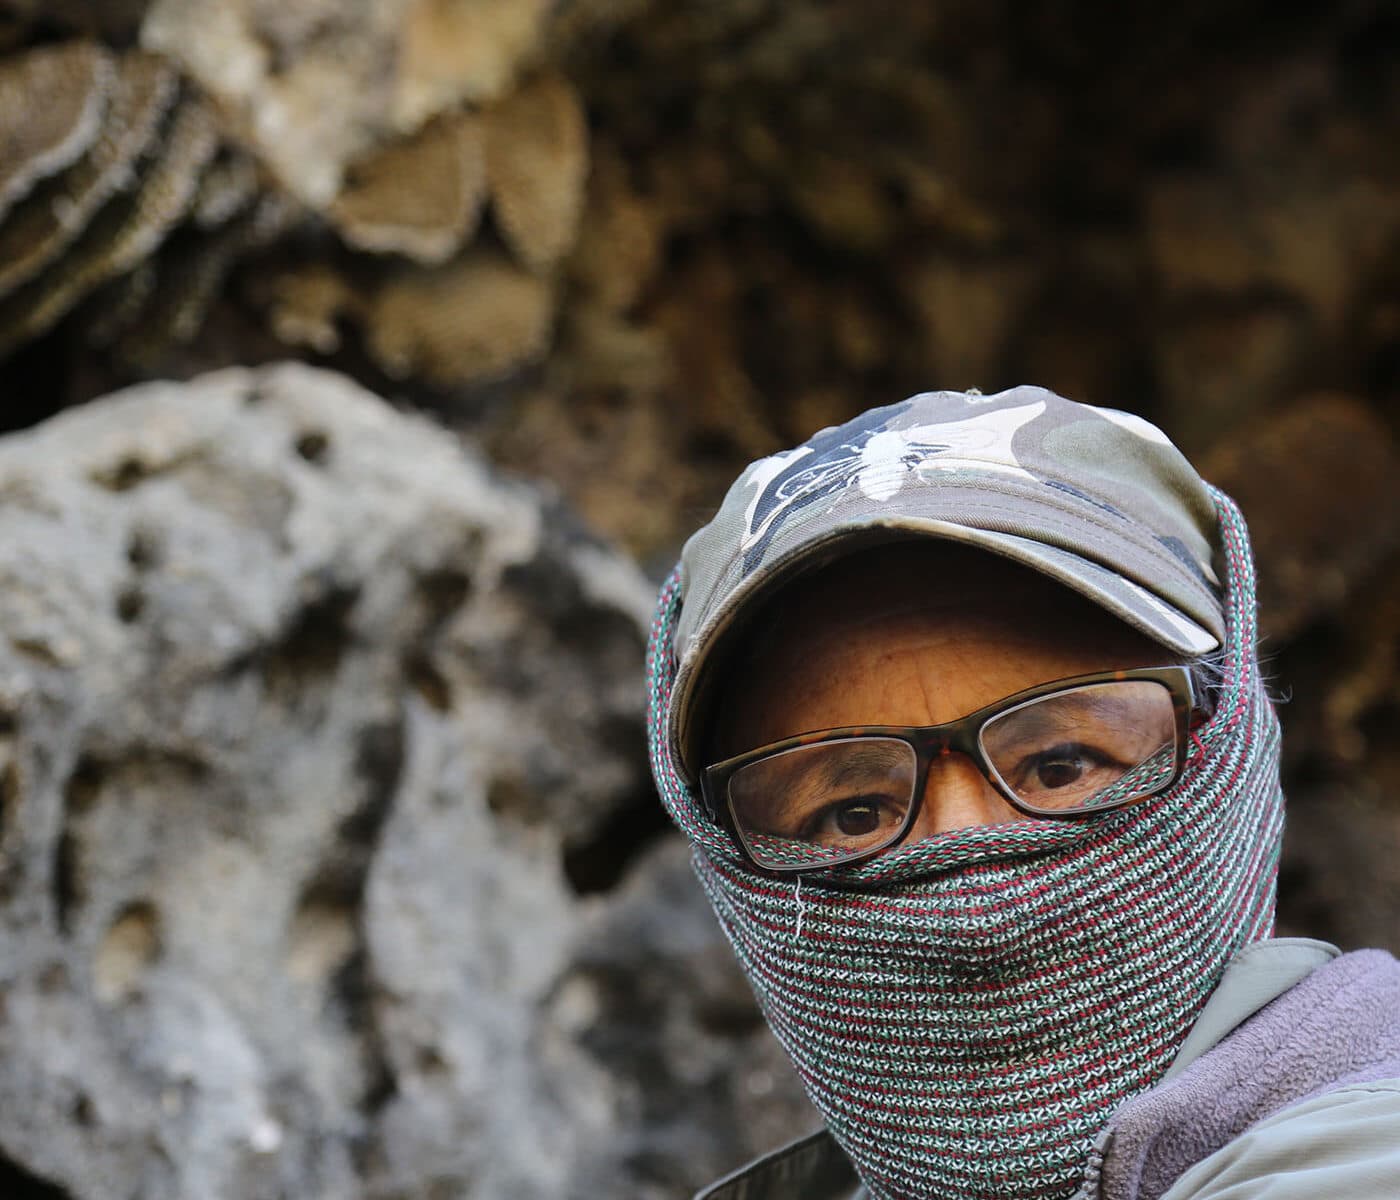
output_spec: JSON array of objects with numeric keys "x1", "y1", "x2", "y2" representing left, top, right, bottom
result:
[{"x1": 644, "y1": 386, "x2": 1400, "y2": 1200}]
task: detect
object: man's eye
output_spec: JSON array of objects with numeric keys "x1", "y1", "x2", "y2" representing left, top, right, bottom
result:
[
  {"x1": 1033, "y1": 750, "x2": 1091, "y2": 789},
  {"x1": 1016, "y1": 742, "x2": 1118, "y2": 792},
  {"x1": 802, "y1": 794, "x2": 902, "y2": 844},
  {"x1": 832, "y1": 800, "x2": 881, "y2": 836}
]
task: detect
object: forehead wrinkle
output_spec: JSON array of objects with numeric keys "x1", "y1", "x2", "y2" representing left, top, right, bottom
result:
[{"x1": 708, "y1": 542, "x2": 1170, "y2": 760}]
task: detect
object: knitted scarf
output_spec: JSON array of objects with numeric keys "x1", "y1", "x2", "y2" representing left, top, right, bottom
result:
[{"x1": 646, "y1": 491, "x2": 1284, "y2": 1200}]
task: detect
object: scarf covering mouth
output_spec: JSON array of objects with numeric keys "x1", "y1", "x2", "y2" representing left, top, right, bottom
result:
[{"x1": 646, "y1": 489, "x2": 1284, "y2": 1200}]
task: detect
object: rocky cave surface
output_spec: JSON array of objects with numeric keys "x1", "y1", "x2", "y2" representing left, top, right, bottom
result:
[
  {"x1": 0, "y1": 2, "x2": 1398, "y2": 1198},
  {"x1": 0, "y1": 364, "x2": 814, "y2": 1199}
]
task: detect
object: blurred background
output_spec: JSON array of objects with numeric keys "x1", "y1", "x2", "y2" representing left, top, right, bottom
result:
[{"x1": 0, "y1": 1, "x2": 1396, "y2": 1197}]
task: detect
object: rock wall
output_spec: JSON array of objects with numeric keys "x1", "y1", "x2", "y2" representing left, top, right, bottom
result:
[
  {"x1": 0, "y1": 3, "x2": 1398, "y2": 1196},
  {"x1": 0, "y1": 364, "x2": 814, "y2": 1199}
]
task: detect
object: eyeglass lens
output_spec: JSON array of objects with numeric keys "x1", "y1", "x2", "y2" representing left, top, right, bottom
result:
[{"x1": 726, "y1": 680, "x2": 1179, "y2": 870}]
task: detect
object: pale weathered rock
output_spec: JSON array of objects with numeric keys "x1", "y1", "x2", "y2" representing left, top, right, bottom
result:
[
  {"x1": 0, "y1": 363, "x2": 812, "y2": 1198},
  {"x1": 544, "y1": 838, "x2": 821, "y2": 1200}
]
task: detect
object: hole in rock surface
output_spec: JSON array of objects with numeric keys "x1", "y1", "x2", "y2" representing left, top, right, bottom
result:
[
  {"x1": 94, "y1": 901, "x2": 162, "y2": 1003},
  {"x1": 115, "y1": 586, "x2": 145, "y2": 623},
  {"x1": 287, "y1": 899, "x2": 358, "y2": 987},
  {"x1": 344, "y1": 718, "x2": 405, "y2": 844},
  {"x1": 416, "y1": 567, "x2": 472, "y2": 631},
  {"x1": 405, "y1": 652, "x2": 452, "y2": 711},
  {"x1": 563, "y1": 798, "x2": 673, "y2": 896},
  {"x1": 0, "y1": 752, "x2": 18, "y2": 837},
  {"x1": 0, "y1": 328, "x2": 73, "y2": 434},
  {"x1": 294, "y1": 430, "x2": 331, "y2": 463},
  {"x1": 262, "y1": 586, "x2": 359, "y2": 695},
  {"x1": 125, "y1": 528, "x2": 162, "y2": 571},
  {"x1": 52, "y1": 826, "x2": 81, "y2": 935},
  {"x1": 53, "y1": 757, "x2": 104, "y2": 933},
  {"x1": 0, "y1": 1153, "x2": 72, "y2": 1199}
]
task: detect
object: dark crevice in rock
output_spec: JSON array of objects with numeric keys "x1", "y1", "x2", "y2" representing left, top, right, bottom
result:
[
  {"x1": 501, "y1": 555, "x2": 577, "y2": 619},
  {"x1": 292, "y1": 711, "x2": 405, "y2": 1124},
  {"x1": 345, "y1": 716, "x2": 405, "y2": 847},
  {"x1": 10, "y1": 638, "x2": 63, "y2": 668},
  {"x1": 404, "y1": 651, "x2": 451, "y2": 712},
  {"x1": 692, "y1": 991, "x2": 768, "y2": 1038},
  {"x1": 485, "y1": 774, "x2": 530, "y2": 819},
  {"x1": 261, "y1": 584, "x2": 359, "y2": 696},
  {"x1": 53, "y1": 752, "x2": 208, "y2": 933},
  {"x1": 0, "y1": 325, "x2": 76, "y2": 434},
  {"x1": 334, "y1": 945, "x2": 393, "y2": 1098},
  {"x1": 0, "y1": 1152, "x2": 72, "y2": 1199},
  {"x1": 125, "y1": 527, "x2": 162, "y2": 571},
  {"x1": 70, "y1": 1093, "x2": 95, "y2": 1128},
  {"x1": 291, "y1": 718, "x2": 403, "y2": 911},
  {"x1": 498, "y1": 504, "x2": 611, "y2": 625},
  {"x1": 55, "y1": 759, "x2": 122, "y2": 933},
  {"x1": 288, "y1": 873, "x2": 385, "y2": 1112},
  {"x1": 415, "y1": 566, "x2": 472, "y2": 632},
  {"x1": 114, "y1": 585, "x2": 145, "y2": 623},
  {"x1": 396, "y1": 567, "x2": 474, "y2": 712},
  {"x1": 554, "y1": 603, "x2": 645, "y2": 664},
  {"x1": 568, "y1": 712, "x2": 663, "y2": 888},
  {"x1": 52, "y1": 825, "x2": 82, "y2": 936},
  {"x1": 0, "y1": 752, "x2": 18, "y2": 835},
  {"x1": 89, "y1": 450, "x2": 198, "y2": 493},
  {"x1": 293, "y1": 429, "x2": 330, "y2": 464},
  {"x1": 563, "y1": 797, "x2": 673, "y2": 896}
]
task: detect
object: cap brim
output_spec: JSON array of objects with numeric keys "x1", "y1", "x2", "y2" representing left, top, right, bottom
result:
[{"x1": 671, "y1": 517, "x2": 1219, "y2": 780}]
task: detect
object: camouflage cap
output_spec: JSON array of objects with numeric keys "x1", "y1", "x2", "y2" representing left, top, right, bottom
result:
[{"x1": 668, "y1": 385, "x2": 1226, "y2": 779}]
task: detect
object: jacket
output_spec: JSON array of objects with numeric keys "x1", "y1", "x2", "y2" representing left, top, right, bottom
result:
[{"x1": 695, "y1": 939, "x2": 1400, "y2": 1199}]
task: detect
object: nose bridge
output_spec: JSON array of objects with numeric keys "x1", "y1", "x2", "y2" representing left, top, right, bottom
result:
[
  {"x1": 917, "y1": 712, "x2": 979, "y2": 759},
  {"x1": 910, "y1": 732, "x2": 1010, "y2": 836}
]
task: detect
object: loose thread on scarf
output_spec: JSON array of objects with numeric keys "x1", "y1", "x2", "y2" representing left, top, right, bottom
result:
[{"x1": 794, "y1": 875, "x2": 805, "y2": 938}]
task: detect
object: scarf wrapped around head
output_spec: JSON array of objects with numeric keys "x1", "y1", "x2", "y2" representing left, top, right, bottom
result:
[{"x1": 646, "y1": 489, "x2": 1283, "y2": 1200}]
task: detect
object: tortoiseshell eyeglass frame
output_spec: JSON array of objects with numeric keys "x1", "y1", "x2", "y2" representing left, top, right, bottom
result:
[{"x1": 699, "y1": 665, "x2": 1200, "y2": 874}]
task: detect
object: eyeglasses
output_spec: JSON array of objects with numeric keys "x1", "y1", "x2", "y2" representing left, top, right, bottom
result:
[{"x1": 700, "y1": 666, "x2": 1197, "y2": 874}]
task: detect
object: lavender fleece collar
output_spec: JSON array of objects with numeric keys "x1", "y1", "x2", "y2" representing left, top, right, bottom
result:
[{"x1": 1081, "y1": 945, "x2": 1400, "y2": 1200}]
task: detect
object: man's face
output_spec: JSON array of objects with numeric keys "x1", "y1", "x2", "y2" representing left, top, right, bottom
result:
[{"x1": 708, "y1": 542, "x2": 1169, "y2": 841}]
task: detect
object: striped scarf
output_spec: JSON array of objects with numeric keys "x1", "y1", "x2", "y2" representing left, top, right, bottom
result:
[{"x1": 646, "y1": 491, "x2": 1284, "y2": 1200}]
